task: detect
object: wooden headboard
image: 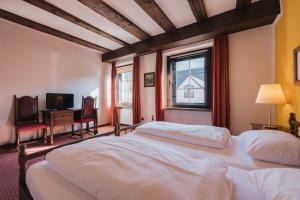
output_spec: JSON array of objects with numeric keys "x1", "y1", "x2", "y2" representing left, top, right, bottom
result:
[{"x1": 288, "y1": 112, "x2": 299, "y2": 137}]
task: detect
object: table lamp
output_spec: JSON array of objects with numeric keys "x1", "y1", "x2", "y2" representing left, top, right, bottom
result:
[{"x1": 255, "y1": 84, "x2": 286, "y2": 129}]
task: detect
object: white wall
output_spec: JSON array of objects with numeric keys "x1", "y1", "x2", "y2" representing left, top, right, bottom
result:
[
  {"x1": 139, "y1": 53, "x2": 157, "y2": 122},
  {"x1": 164, "y1": 109, "x2": 212, "y2": 125},
  {"x1": 136, "y1": 25, "x2": 275, "y2": 134},
  {"x1": 229, "y1": 25, "x2": 274, "y2": 134},
  {"x1": 0, "y1": 19, "x2": 109, "y2": 145},
  {"x1": 100, "y1": 62, "x2": 112, "y2": 125}
]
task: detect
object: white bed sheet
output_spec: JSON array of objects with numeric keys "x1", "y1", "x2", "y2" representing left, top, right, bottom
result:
[
  {"x1": 26, "y1": 161, "x2": 263, "y2": 200},
  {"x1": 26, "y1": 161, "x2": 95, "y2": 200},
  {"x1": 129, "y1": 131, "x2": 297, "y2": 170}
]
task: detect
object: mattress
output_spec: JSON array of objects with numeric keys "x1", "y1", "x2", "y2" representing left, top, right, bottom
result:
[
  {"x1": 129, "y1": 131, "x2": 296, "y2": 170},
  {"x1": 26, "y1": 160, "x2": 263, "y2": 200},
  {"x1": 26, "y1": 132, "x2": 296, "y2": 199}
]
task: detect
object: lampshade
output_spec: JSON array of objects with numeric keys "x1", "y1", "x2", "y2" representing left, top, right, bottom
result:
[{"x1": 256, "y1": 84, "x2": 286, "y2": 104}]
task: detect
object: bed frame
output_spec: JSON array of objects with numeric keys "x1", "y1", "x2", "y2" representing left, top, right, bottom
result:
[{"x1": 18, "y1": 114, "x2": 299, "y2": 200}]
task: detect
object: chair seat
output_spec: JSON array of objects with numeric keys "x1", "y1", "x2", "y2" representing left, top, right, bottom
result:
[
  {"x1": 75, "y1": 118, "x2": 95, "y2": 123},
  {"x1": 16, "y1": 123, "x2": 47, "y2": 132}
]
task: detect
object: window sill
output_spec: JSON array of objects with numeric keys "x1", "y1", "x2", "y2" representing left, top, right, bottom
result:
[
  {"x1": 164, "y1": 107, "x2": 211, "y2": 112},
  {"x1": 116, "y1": 105, "x2": 132, "y2": 109}
]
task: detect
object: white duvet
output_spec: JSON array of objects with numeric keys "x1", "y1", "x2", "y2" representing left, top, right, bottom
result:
[
  {"x1": 46, "y1": 136, "x2": 233, "y2": 200},
  {"x1": 135, "y1": 121, "x2": 232, "y2": 148}
]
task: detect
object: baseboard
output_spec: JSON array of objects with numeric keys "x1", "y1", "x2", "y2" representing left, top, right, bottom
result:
[{"x1": 0, "y1": 123, "x2": 111, "y2": 149}]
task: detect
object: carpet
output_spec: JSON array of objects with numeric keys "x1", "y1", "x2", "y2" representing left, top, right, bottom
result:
[{"x1": 0, "y1": 126, "x2": 115, "y2": 200}]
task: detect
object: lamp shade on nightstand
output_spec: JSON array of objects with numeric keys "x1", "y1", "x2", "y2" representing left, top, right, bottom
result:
[
  {"x1": 255, "y1": 84, "x2": 286, "y2": 104},
  {"x1": 255, "y1": 84, "x2": 286, "y2": 128}
]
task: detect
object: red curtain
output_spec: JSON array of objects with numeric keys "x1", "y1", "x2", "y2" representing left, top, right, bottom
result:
[
  {"x1": 111, "y1": 62, "x2": 117, "y2": 126},
  {"x1": 155, "y1": 50, "x2": 164, "y2": 121},
  {"x1": 132, "y1": 56, "x2": 141, "y2": 124},
  {"x1": 212, "y1": 35, "x2": 230, "y2": 129}
]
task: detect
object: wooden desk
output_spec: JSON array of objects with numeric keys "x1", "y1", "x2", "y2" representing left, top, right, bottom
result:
[{"x1": 42, "y1": 109, "x2": 74, "y2": 144}]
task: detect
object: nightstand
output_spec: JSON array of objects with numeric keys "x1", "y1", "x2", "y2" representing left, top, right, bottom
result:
[{"x1": 250, "y1": 123, "x2": 289, "y2": 132}]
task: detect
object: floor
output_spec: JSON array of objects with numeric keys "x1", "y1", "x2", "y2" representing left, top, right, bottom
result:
[{"x1": 0, "y1": 126, "x2": 115, "y2": 200}]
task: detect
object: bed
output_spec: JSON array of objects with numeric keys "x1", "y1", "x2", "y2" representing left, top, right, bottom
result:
[
  {"x1": 26, "y1": 160, "x2": 263, "y2": 200},
  {"x1": 18, "y1": 114, "x2": 300, "y2": 200}
]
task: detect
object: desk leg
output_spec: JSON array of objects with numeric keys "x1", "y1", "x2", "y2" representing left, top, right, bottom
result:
[
  {"x1": 71, "y1": 124, "x2": 75, "y2": 136},
  {"x1": 50, "y1": 127, "x2": 54, "y2": 144}
]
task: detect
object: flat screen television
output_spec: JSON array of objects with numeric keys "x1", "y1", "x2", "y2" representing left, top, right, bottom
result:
[{"x1": 46, "y1": 93, "x2": 74, "y2": 110}]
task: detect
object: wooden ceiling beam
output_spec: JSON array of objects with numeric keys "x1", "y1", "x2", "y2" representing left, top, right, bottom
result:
[
  {"x1": 0, "y1": 9, "x2": 109, "y2": 52},
  {"x1": 187, "y1": 0, "x2": 207, "y2": 22},
  {"x1": 134, "y1": 0, "x2": 175, "y2": 32},
  {"x1": 102, "y1": 0, "x2": 280, "y2": 62},
  {"x1": 236, "y1": 0, "x2": 252, "y2": 9},
  {"x1": 23, "y1": 0, "x2": 128, "y2": 46},
  {"x1": 79, "y1": 0, "x2": 150, "y2": 40}
]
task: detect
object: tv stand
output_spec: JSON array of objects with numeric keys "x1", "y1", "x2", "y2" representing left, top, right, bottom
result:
[{"x1": 41, "y1": 109, "x2": 74, "y2": 144}]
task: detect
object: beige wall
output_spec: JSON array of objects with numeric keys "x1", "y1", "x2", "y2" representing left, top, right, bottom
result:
[
  {"x1": 0, "y1": 19, "x2": 110, "y2": 145},
  {"x1": 229, "y1": 25, "x2": 275, "y2": 134},
  {"x1": 139, "y1": 53, "x2": 157, "y2": 122},
  {"x1": 117, "y1": 25, "x2": 275, "y2": 134}
]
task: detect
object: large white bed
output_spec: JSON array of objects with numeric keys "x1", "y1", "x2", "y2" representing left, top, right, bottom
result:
[
  {"x1": 25, "y1": 130, "x2": 297, "y2": 200},
  {"x1": 26, "y1": 160, "x2": 264, "y2": 200},
  {"x1": 21, "y1": 120, "x2": 300, "y2": 200}
]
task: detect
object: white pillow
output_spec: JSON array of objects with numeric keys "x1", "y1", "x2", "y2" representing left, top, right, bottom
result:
[
  {"x1": 241, "y1": 130, "x2": 300, "y2": 166},
  {"x1": 249, "y1": 168, "x2": 300, "y2": 200},
  {"x1": 136, "y1": 121, "x2": 232, "y2": 148}
]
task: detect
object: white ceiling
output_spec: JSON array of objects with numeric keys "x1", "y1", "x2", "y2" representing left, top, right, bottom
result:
[
  {"x1": 46, "y1": 0, "x2": 140, "y2": 44},
  {"x1": 0, "y1": 0, "x2": 260, "y2": 53},
  {"x1": 204, "y1": 0, "x2": 236, "y2": 17},
  {"x1": 0, "y1": 0, "x2": 122, "y2": 50},
  {"x1": 103, "y1": 0, "x2": 165, "y2": 36},
  {"x1": 154, "y1": 0, "x2": 196, "y2": 28}
]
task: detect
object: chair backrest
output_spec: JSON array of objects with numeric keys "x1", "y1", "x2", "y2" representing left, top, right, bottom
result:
[
  {"x1": 14, "y1": 95, "x2": 39, "y2": 125},
  {"x1": 81, "y1": 96, "x2": 96, "y2": 119}
]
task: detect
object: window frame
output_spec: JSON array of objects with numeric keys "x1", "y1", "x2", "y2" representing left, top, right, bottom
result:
[
  {"x1": 116, "y1": 64, "x2": 133, "y2": 107},
  {"x1": 167, "y1": 48, "x2": 212, "y2": 109}
]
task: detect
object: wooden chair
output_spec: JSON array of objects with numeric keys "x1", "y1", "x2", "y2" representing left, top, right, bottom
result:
[
  {"x1": 14, "y1": 95, "x2": 48, "y2": 150},
  {"x1": 73, "y1": 96, "x2": 98, "y2": 139}
]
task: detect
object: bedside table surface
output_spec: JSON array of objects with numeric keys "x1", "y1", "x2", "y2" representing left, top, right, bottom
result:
[{"x1": 250, "y1": 123, "x2": 289, "y2": 132}]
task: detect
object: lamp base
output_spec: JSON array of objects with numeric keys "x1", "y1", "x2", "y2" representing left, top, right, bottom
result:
[{"x1": 263, "y1": 124, "x2": 279, "y2": 130}]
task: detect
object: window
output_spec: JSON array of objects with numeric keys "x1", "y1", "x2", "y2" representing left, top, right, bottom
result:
[
  {"x1": 168, "y1": 48, "x2": 212, "y2": 108},
  {"x1": 184, "y1": 85, "x2": 194, "y2": 98},
  {"x1": 116, "y1": 65, "x2": 133, "y2": 106}
]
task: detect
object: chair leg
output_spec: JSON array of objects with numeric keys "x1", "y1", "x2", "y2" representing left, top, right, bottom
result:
[
  {"x1": 16, "y1": 129, "x2": 20, "y2": 151},
  {"x1": 86, "y1": 122, "x2": 89, "y2": 132},
  {"x1": 94, "y1": 121, "x2": 97, "y2": 135},
  {"x1": 71, "y1": 124, "x2": 75, "y2": 136},
  {"x1": 43, "y1": 128, "x2": 47, "y2": 144},
  {"x1": 36, "y1": 130, "x2": 39, "y2": 140},
  {"x1": 80, "y1": 123, "x2": 83, "y2": 139}
]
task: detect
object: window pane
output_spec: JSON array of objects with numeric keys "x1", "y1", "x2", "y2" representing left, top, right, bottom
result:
[
  {"x1": 175, "y1": 56, "x2": 205, "y2": 104},
  {"x1": 117, "y1": 71, "x2": 132, "y2": 105},
  {"x1": 190, "y1": 88, "x2": 204, "y2": 103},
  {"x1": 190, "y1": 57, "x2": 205, "y2": 82},
  {"x1": 175, "y1": 60, "x2": 189, "y2": 90},
  {"x1": 176, "y1": 89, "x2": 189, "y2": 103}
]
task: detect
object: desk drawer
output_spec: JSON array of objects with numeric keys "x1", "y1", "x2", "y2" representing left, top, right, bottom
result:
[
  {"x1": 54, "y1": 112, "x2": 73, "y2": 119},
  {"x1": 54, "y1": 117, "x2": 74, "y2": 126}
]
